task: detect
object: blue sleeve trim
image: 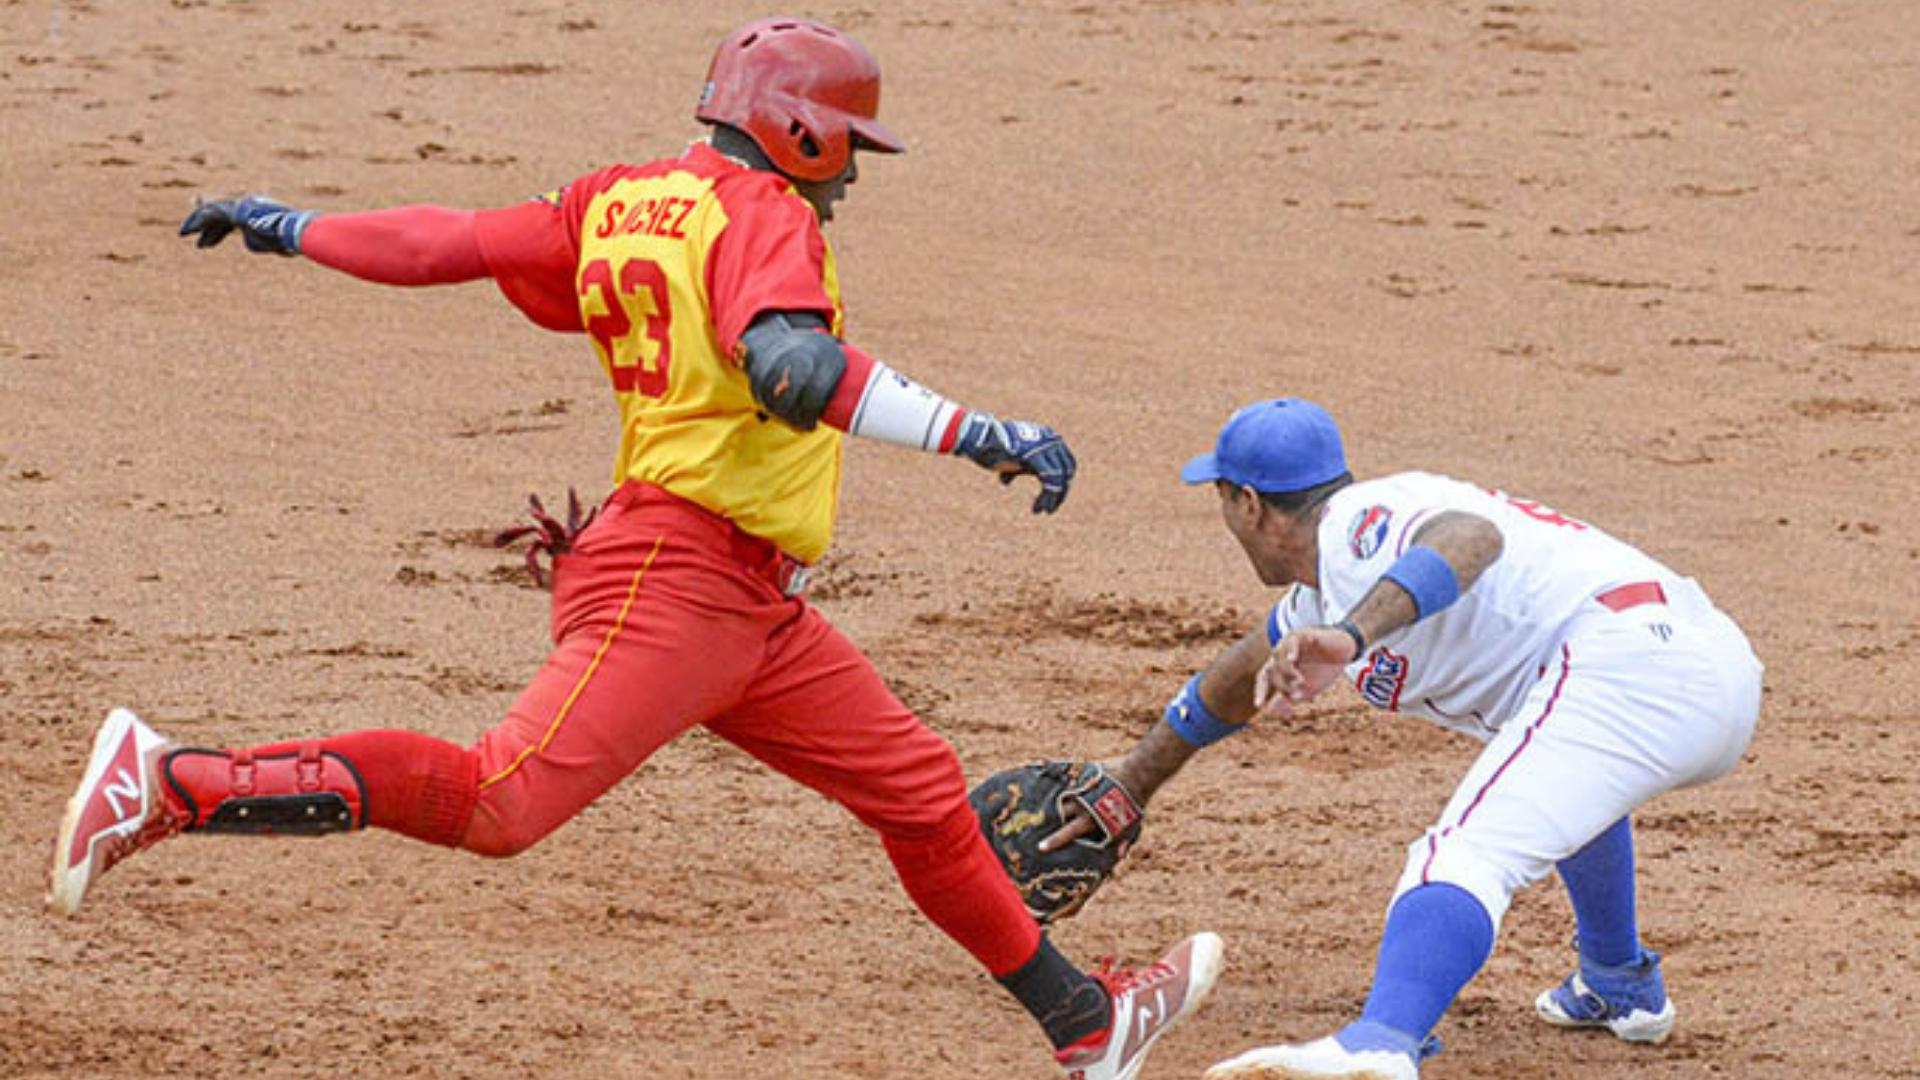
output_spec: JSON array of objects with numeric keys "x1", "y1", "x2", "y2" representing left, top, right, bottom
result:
[
  {"x1": 1266, "y1": 602, "x2": 1284, "y2": 647},
  {"x1": 1382, "y1": 544, "x2": 1461, "y2": 620},
  {"x1": 1165, "y1": 674, "x2": 1244, "y2": 748}
]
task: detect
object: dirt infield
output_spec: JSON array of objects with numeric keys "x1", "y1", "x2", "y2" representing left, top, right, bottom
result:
[{"x1": 3, "y1": 1, "x2": 1916, "y2": 1077}]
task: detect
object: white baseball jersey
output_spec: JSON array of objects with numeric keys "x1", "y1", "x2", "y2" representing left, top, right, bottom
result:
[
  {"x1": 1268, "y1": 471, "x2": 1680, "y2": 738},
  {"x1": 1264, "y1": 471, "x2": 1763, "y2": 925}
]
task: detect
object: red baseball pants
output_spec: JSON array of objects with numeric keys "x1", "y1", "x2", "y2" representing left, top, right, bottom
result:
[{"x1": 203, "y1": 484, "x2": 1041, "y2": 974}]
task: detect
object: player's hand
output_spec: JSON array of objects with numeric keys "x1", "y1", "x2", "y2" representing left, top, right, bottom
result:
[
  {"x1": 952, "y1": 412, "x2": 1077, "y2": 514},
  {"x1": 1253, "y1": 628, "x2": 1356, "y2": 720},
  {"x1": 1037, "y1": 757, "x2": 1136, "y2": 853},
  {"x1": 180, "y1": 195, "x2": 316, "y2": 256}
]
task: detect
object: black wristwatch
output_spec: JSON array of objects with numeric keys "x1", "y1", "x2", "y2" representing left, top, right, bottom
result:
[{"x1": 1332, "y1": 618, "x2": 1368, "y2": 660}]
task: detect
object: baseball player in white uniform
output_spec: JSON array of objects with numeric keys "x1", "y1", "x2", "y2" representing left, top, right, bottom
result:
[{"x1": 1049, "y1": 398, "x2": 1762, "y2": 1079}]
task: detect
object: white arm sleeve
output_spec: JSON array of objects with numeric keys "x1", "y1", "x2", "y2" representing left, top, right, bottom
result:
[{"x1": 843, "y1": 359, "x2": 968, "y2": 452}]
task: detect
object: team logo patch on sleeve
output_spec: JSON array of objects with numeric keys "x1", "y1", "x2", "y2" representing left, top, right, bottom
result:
[
  {"x1": 1356, "y1": 646, "x2": 1409, "y2": 710},
  {"x1": 1348, "y1": 505, "x2": 1393, "y2": 559}
]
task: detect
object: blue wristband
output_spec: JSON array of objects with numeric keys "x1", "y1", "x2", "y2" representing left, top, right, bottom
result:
[
  {"x1": 1382, "y1": 544, "x2": 1461, "y2": 620},
  {"x1": 1165, "y1": 674, "x2": 1243, "y2": 748}
]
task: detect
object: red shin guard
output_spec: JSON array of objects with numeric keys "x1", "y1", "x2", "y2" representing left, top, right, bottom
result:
[
  {"x1": 163, "y1": 742, "x2": 366, "y2": 835},
  {"x1": 164, "y1": 730, "x2": 480, "y2": 848}
]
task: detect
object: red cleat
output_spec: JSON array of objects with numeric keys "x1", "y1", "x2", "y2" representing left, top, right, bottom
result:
[
  {"x1": 47, "y1": 708, "x2": 184, "y2": 917},
  {"x1": 1057, "y1": 931, "x2": 1226, "y2": 1080}
]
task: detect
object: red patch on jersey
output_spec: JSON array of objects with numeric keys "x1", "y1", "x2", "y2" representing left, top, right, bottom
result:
[{"x1": 1356, "y1": 646, "x2": 1410, "y2": 711}]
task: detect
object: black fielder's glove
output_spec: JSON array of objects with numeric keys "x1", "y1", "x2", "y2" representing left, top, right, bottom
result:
[{"x1": 968, "y1": 760, "x2": 1143, "y2": 924}]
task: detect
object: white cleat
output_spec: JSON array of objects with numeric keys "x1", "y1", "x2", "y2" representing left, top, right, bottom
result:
[
  {"x1": 1535, "y1": 972, "x2": 1676, "y2": 1043},
  {"x1": 1534, "y1": 949, "x2": 1677, "y2": 1044},
  {"x1": 47, "y1": 708, "x2": 181, "y2": 917},
  {"x1": 1205, "y1": 1036, "x2": 1420, "y2": 1080}
]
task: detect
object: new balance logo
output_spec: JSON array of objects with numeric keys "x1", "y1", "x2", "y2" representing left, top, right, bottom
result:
[
  {"x1": 101, "y1": 766, "x2": 140, "y2": 821},
  {"x1": 1137, "y1": 988, "x2": 1166, "y2": 1039}
]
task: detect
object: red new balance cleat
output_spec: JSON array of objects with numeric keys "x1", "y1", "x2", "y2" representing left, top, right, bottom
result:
[
  {"x1": 47, "y1": 708, "x2": 184, "y2": 917},
  {"x1": 1057, "y1": 931, "x2": 1225, "y2": 1080}
]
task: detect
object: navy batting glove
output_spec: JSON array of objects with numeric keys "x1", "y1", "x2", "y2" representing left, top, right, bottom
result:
[
  {"x1": 179, "y1": 195, "x2": 317, "y2": 256},
  {"x1": 952, "y1": 412, "x2": 1077, "y2": 514}
]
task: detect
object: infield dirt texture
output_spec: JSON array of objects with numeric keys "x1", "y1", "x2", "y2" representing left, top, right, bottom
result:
[{"x1": 2, "y1": 2, "x2": 1916, "y2": 1078}]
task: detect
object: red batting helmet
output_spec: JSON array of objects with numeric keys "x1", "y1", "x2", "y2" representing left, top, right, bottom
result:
[{"x1": 695, "y1": 17, "x2": 905, "y2": 183}]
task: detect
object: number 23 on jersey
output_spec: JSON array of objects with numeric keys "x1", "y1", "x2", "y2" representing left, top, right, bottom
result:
[{"x1": 579, "y1": 256, "x2": 672, "y2": 397}]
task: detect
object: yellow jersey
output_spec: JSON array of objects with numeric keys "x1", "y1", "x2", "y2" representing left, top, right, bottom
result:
[{"x1": 474, "y1": 143, "x2": 847, "y2": 563}]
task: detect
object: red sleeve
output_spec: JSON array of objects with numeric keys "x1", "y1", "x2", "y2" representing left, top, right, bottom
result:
[
  {"x1": 301, "y1": 206, "x2": 487, "y2": 285},
  {"x1": 705, "y1": 177, "x2": 838, "y2": 357},
  {"x1": 819, "y1": 341, "x2": 878, "y2": 431},
  {"x1": 473, "y1": 198, "x2": 584, "y2": 333}
]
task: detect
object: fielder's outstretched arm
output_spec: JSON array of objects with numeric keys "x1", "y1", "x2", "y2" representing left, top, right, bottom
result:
[
  {"x1": 1112, "y1": 623, "x2": 1271, "y2": 803},
  {"x1": 1043, "y1": 511, "x2": 1503, "y2": 850},
  {"x1": 1037, "y1": 623, "x2": 1269, "y2": 852}
]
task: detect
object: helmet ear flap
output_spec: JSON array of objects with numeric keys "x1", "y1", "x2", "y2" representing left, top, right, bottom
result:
[
  {"x1": 779, "y1": 100, "x2": 851, "y2": 180},
  {"x1": 790, "y1": 121, "x2": 820, "y2": 161}
]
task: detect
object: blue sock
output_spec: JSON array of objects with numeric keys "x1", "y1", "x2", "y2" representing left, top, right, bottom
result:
[
  {"x1": 1556, "y1": 816, "x2": 1641, "y2": 967},
  {"x1": 1349, "y1": 882, "x2": 1495, "y2": 1045}
]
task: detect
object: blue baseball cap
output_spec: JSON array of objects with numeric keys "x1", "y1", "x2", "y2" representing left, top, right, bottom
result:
[{"x1": 1180, "y1": 398, "x2": 1348, "y2": 492}]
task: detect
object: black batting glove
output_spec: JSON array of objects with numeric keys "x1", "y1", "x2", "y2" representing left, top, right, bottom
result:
[
  {"x1": 180, "y1": 195, "x2": 317, "y2": 256},
  {"x1": 952, "y1": 412, "x2": 1077, "y2": 514}
]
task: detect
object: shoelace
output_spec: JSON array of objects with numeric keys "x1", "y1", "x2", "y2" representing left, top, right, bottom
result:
[
  {"x1": 494, "y1": 489, "x2": 600, "y2": 589},
  {"x1": 97, "y1": 796, "x2": 187, "y2": 874},
  {"x1": 1089, "y1": 954, "x2": 1176, "y2": 996}
]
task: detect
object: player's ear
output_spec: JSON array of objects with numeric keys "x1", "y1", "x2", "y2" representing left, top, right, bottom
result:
[{"x1": 1237, "y1": 484, "x2": 1267, "y2": 523}]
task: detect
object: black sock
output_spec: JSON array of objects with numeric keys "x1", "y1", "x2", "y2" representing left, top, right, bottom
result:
[{"x1": 996, "y1": 936, "x2": 1112, "y2": 1050}]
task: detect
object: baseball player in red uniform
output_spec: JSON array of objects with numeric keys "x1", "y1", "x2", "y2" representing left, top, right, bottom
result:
[{"x1": 46, "y1": 19, "x2": 1220, "y2": 1079}]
